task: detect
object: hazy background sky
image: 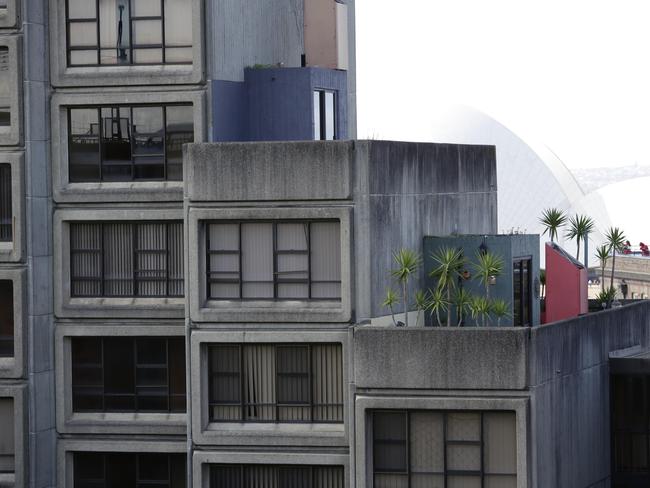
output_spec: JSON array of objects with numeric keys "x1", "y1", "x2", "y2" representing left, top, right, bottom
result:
[{"x1": 356, "y1": 0, "x2": 650, "y2": 170}]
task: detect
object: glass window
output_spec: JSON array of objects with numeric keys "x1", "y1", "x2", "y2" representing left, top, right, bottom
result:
[
  {"x1": 513, "y1": 258, "x2": 532, "y2": 326},
  {"x1": 0, "y1": 164, "x2": 11, "y2": 242},
  {"x1": 0, "y1": 48, "x2": 9, "y2": 128},
  {"x1": 0, "y1": 280, "x2": 13, "y2": 358},
  {"x1": 372, "y1": 410, "x2": 517, "y2": 488},
  {"x1": 206, "y1": 221, "x2": 341, "y2": 301},
  {"x1": 208, "y1": 343, "x2": 343, "y2": 423},
  {"x1": 73, "y1": 452, "x2": 186, "y2": 488},
  {"x1": 209, "y1": 465, "x2": 343, "y2": 488},
  {"x1": 71, "y1": 337, "x2": 186, "y2": 413},
  {"x1": 68, "y1": 104, "x2": 193, "y2": 182},
  {"x1": 313, "y1": 90, "x2": 337, "y2": 141},
  {"x1": 69, "y1": 221, "x2": 184, "y2": 298},
  {"x1": 0, "y1": 398, "x2": 13, "y2": 475},
  {"x1": 66, "y1": 0, "x2": 193, "y2": 67}
]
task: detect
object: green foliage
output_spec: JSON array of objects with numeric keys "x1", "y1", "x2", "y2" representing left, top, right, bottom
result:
[
  {"x1": 390, "y1": 249, "x2": 422, "y2": 328},
  {"x1": 540, "y1": 208, "x2": 567, "y2": 242},
  {"x1": 595, "y1": 286, "x2": 617, "y2": 308},
  {"x1": 471, "y1": 251, "x2": 504, "y2": 299},
  {"x1": 414, "y1": 289, "x2": 428, "y2": 327},
  {"x1": 491, "y1": 299, "x2": 511, "y2": 326},
  {"x1": 426, "y1": 287, "x2": 448, "y2": 327},
  {"x1": 469, "y1": 295, "x2": 492, "y2": 327},
  {"x1": 429, "y1": 246, "x2": 465, "y2": 326},
  {"x1": 453, "y1": 287, "x2": 472, "y2": 326},
  {"x1": 382, "y1": 289, "x2": 399, "y2": 326},
  {"x1": 565, "y1": 214, "x2": 595, "y2": 261},
  {"x1": 605, "y1": 227, "x2": 626, "y2": 290}
]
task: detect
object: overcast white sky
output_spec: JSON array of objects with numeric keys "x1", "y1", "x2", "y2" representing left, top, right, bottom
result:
[{"x1": 356, "y1": 0, "x2": 650, "y2": 170}]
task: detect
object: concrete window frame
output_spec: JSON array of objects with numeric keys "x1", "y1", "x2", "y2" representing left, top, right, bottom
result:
[
  {"x1": 51, "y1": 89, "x2": 205, "y2": 204},
  {"x1": 354, "y1": 395, "x2": 530, "y2": 488},
  {"x1": 0, "y1": 267, "x2": 26, "y2": 379},
  {"x1": 193, "y1": 451, "x2": 351, "y2": 488},
  {"x1": 0, "y1": 153, "x2": 25, "y2": 263},
  {"x1": 0, "y1": 0, "x2": 19, "y2": 28},
  {"x1": 53, "y1": 208, "x2": 185, "y2": 319},
  {"x1": 48, "y1": 0, "x2": 204, "y2": 87},
  {"x1": 188, "y1": 206, "x2": 352, "y2": 324},
  {"x1": 0, "y1": 36, "x2": 23, "y2": 146},
  {"x1": 55, "y1": 324, "x2": 187, "y2": 435},
  {"x1": 57, "y1": 439, "x2": 186, "y2": 488},
  {"x1": 191, "y1": 329, "x2": 350, "y2": 447},
  {"x1": 0, "y1": 385, "x2": 27, "y2": 488}
]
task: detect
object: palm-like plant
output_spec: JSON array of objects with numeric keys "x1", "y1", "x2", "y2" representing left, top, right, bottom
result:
[
  {"x1": 429, "y1": 246, "x2": 465, "y2": 326},
  {"x1": 454, "y1": 287, "x2": 472, "y2": 327},
  {"x1": 540, "y1": 208, "x2": 567, "y2": 242},
  {"x1": 382, "y1": 289, "x2": 399, "y2": 326},
  {"x1": 390, "y1": 249, "x2": 422, "y2": 328},
  {"x1": 604, "y1": 227, "x2": 626, "y2": 291},
  {"x1": 595, "y1": 244, "x2": 610, "y2": 292},
  {"x1": 426, "y1": 287, "x2": 448, "y2": 327},
  {"x1": 565, "y1": 214, "x2": 595, "y2": 261},
  {"x1": 414, "y1": 289, "x2": 428, "y2": 327},
  {"x1": 472, "y1": 251, "x2": 504, "y2": 300},
  {"x1": 469, "y1": 295, "x2": 492, "y2": 327},
  {"x1": 491, "y1": 299, "x2": 511, "y2": 327}
]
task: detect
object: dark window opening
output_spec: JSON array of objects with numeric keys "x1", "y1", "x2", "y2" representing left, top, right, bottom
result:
[
  {"x1": 206, "y1": 220, "x2": 341, "y2": 301},
  {"x1": 65, "y1": 0, "x2": 193, "y2": 67},
  {"x1": 0, "y1": 397, "x2": 14, "y2": 474},
  {"x1": 372, "y1": 410, "x2": 517, "y2": 488},
  {"x1": 73, "y1": 452, "x2": 186, "y2": 488},
  {"x1": 0, "y1": 164, "x2": 10, "y2": 242},
  {"x1": 611, "y1": 374, "x2": 650, "y2": 487},
  {"x1": 70, "y1": 221, "x2": 184, "y2": 298},
  {"x1": 71, "y1": 336, "x2": 186, "y2": 413},
  {"x1": 208, "y1": 343, "x2": 343, "y2": 423},
  {"x1": 209, "y1": 465, "x2": 344, "y2": 488},
  {"x1": 0, "y1": 280, "x2": 13, "y2": 358},
  {"x1": 313, "y1": 90, "x2": 336, "y2": 141},
  {"x1": 68, "y1": 104, "x2": 193, "y2": 182},
  {"x1": 0, "y1": 47, "x2": 9, "y2": 127},
  {"x1": 513, "y1": 257, "x2": 532, "y2": 326}
]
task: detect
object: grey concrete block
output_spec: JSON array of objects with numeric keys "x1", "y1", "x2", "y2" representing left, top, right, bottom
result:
[
  {"x1": 26, "y1": 141, "x2": 49, "y2": 198},
  {"x1": 30, "y1": 314, "x2": 53, "y2": 374},
  {"x1": 24, "y1": 22, "x2": 47, "y2": 82},
  {"x1": 353, "y1": 327, "x2": 530, "y2": 390},
  {"x1": 24, "y1": 80, "x2": 48, "y2": 143},
  {"x1": 23, "y1": 0, "x2": 44, "y2": 24},
  {"x1": 33, "y1": 428, "x2": 55, "y2": 488},
  {"x1": 185, "y1": 141, "x2": 354, "y2": 202},
  {"x1": 28, "y1": 197, "x2": 51, "y2": 257},
  {"x1": 30, "y1": 255, "x2": 52, "y2": 316},
  {"x1": 32, "y1": 370, "x2": 54, "y2": 432}
]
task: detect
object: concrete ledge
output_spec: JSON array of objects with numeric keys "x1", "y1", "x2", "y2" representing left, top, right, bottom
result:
[
  {"x1": 184, "y1": 141, "x2": 354, "y2": 202},
  {"x1": 353, "y1": 326, "x2": 530, "y2": 390}
]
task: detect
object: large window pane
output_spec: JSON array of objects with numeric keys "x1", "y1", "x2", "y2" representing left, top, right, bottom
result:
[
  {"x1": 373, "y1": 412, "x2": 407, "y2": 473},
  {"x1": 0, "y1": 164, "x2": 11, "y2": 242},
  {"x1": 0, "y1": 398, "x2": 14, "y2": 474},
  {"x1": 277, "y1": 345, "x2": 310, "y2": 421},
  {"x1": 69, "y1": 109, "x2": 101, "y2": 182},
  {"x1": 165, "y1": 105, "x2": 193, "y2": 180},
  {"x1": 313, "y1": 91, "x2": 337, "y2": 141},
  {"x1": 0, "y1": 281, "x2": 13, "y2": 358},
  {"x1": 241, "y1": 223, "x2": 273, "y2": 298},
  {"x1": 132, "y1": 107, "x2": 164, "y2": 180}
]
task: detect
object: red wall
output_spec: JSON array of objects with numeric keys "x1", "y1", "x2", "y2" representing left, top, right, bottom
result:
[{"x1": 545, "y1": 243, "x2": 588, "y2": 323}]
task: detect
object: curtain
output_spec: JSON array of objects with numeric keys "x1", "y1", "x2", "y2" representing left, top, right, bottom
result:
[
  {"x1": 277, "y1": 346, "x2": 310, "y2": 421},
  {"x1": 136, "y1": 223, "x2": 166, "y2": 296},
  {"x1": 243, "y1": 345, "x2": 275, "y2": 421},
  {"x1": 210, "y1": 466, "x2": 344, "y2": 488},
  {"x1": 168, "y1": 222, "x2": 184, "y2": 296},
  {"x1": 164, "y1": 0, "x2": 193, "y2": 62},
  {"x1": 103, "y1": 223, "x2": 134, "y2": 296},
  {"x1": 312, "y1": 344, "x2": 343, "y2": 422},
  {"x1": 241, "y1": 223, "x2": 273, "y2": 299},
  {"x1": 409, "y1": 412, "x2": 444, "y2": 488},
  {"x1": 483, "y1": 412, "x2": 517, "y2": 488},
  {"x1": 310, "y1": 222, "x2": 341, "y2": 299},
  {"x1": 0, "y1": 164, "x2": 11, "y2": 242},
  {"x1": 208, "y1": 223, "x2": 240, "y2": 299},
  {"x1": 446, "y1": 412, "x2": 481, "y2": 486},
  {"x1": 70, "y1": 223, "x2": 103, "y2": 296},
  {"x1": 276, "y1": 223, "x2": 309, "y2": 299},
  {"x1": 0, "y1": 398, "x2": 14, "y2": 473}
]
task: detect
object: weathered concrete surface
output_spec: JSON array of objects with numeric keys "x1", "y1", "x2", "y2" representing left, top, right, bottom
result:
[{"x1": 353, "y1": 327, "x2": 529, "y2": 390}]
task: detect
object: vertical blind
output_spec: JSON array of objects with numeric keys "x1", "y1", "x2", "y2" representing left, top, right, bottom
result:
[
  {"x1": 0, "y1": 164, "x2": 11, "y2": 242},
  {"x1": 0, "y1": 280, "x2": 13, "y2": 358},
  {"x1": 373, "y1": 410, "x2": 517, "y2": 488},
  {"x1": 0, "y1": 398, "x2": 14, "y2": 474},
  {"x1": 210, "y1": 465, "x2": 344, "y2": 488},
  {"x1": 208, "y1": 344, "x2": 344, "y2": 423},
  {"x1": 207, "y1": 221, "x2": 341, "y2": 300},
  {"x1": 70, "y1": 221, "x2": 183, "y2": 297}
]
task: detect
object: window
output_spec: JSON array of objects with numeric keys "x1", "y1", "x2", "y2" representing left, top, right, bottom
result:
[
  {"x1": 65, "y1": 0, "x2": 192, "y2": 67},
  {"x1": 71, "y1": 337, "x2": 186, "y2": 413},
  {"x1": 0, "y1": 398, "x2": 13, "y2": 474},
  {"x1": 372, "y1": 410, "x2": 517, "y2": 488},
  {"x1": 0, "y1": 48, "x2": 9, "y2": 128},
  {"x1": 70, "y1": 221, "x2": 184, "y2": 297},
  {"x1": 611, "y1": 374, "x2": 650, "y2": 485},
  {"x1": 0, "y1": 281, "x2": 13, "y2": 358},
  {"x1": 208, "y1": 343, "x2": 343, "y2": 423},
  {"x1": 513, "y1": 258, "x2": 532, "y2": 326},
  {"x1": 68, "y1": 104, "x2": 192, "y2": 182},
  {"x1": 209, "y1": 465, "x2": 344, "y2": 488},
  {"x1": 0, "y1": 164, "x2": 10, "y2": 242},
  {"x1": 313, "y1": 90, "x2": 336, "y2": 140},
  {"x1": 206, "y1": 221, "x2": 341, "y2": 300},
  {"x1": 73, "y1": 452, "x2": 186, "y2": 488}
]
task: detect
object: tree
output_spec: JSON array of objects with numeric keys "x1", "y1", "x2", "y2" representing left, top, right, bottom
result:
[
  {"x1": 604, "y1": 227, "x2": 626, "y2": 291},
  {"x1": 390, "y1": 249, "x2": 422, "y2": 328},
  {"x1": 429, "y1": 246, "x2": 465, "y2": 326},
  {"x1": 491, "y1": 299, "x2": 511, "y2": 326},
  {"x1": 540, "y1": 208, "x2": 567, "y2": 242},
  {"x1": 382, "y1": 289, "x2": 399, "y2": 326},
  {"x1": 595, "y1": 245, "x2": 610, "y2": 292},
  {"x1": 469, "y1": 295, "x2": 491, "y2": 327},
  {"x1": 453, "y1": 287, "x2": 472, "y2": 327},
  {"x1": 414, "y1": 290, "x2": 428, "y2": 327},
  {"x1": 472, "y1": 251, "x2": 504, "y2": 300},
  {"x1": 565, "y1": 214, "x2": 595, "y2": 261},
  {"x1": 426, "y1": 287, "x2": 448, "y2": 327}
]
